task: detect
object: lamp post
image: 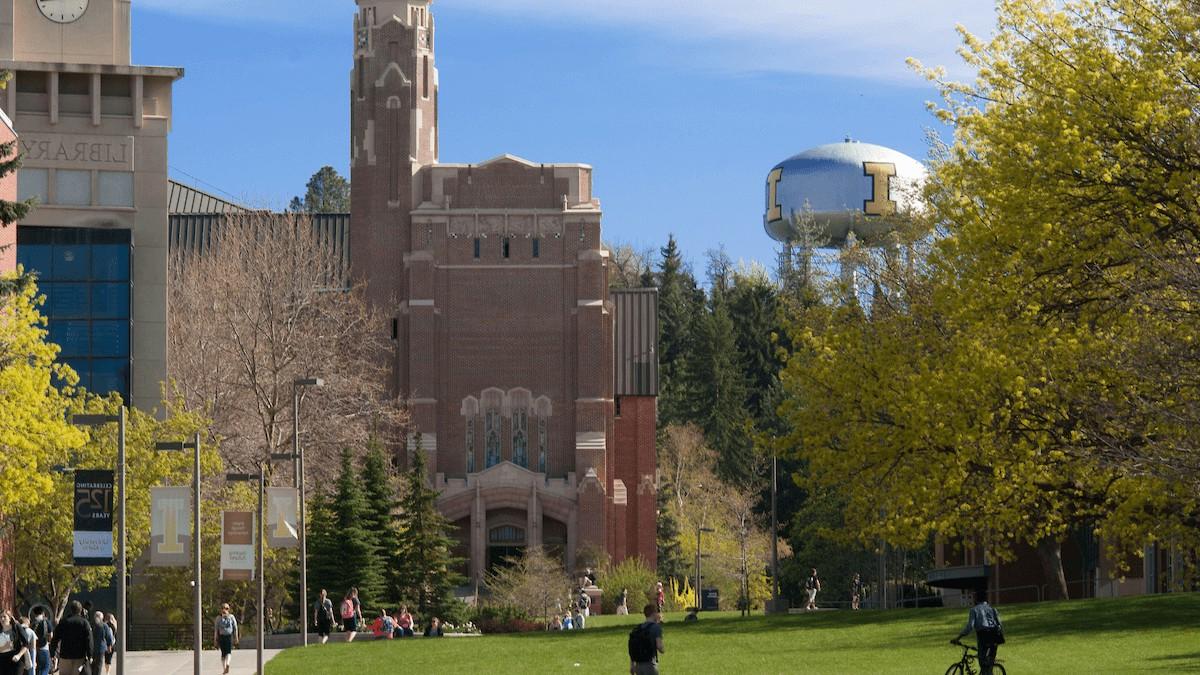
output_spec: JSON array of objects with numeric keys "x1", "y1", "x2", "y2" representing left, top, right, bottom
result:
[
  {"x1": 770, "y1": 448, "x2": 781, "y2": 613},
  {"x1": 72, "y1": 409, "x2": 126, "y2": 675},
  {"x1": 226, "y1": 466, "x2": 265, "y2": 675},
  {"x1": 292, "y1": 377, "x2": 322, "y2": 646},
  {"x1": 154, "y1": 434, "x2": 202, "y2": 675},
  {"x1": 696, "y1": 526, "x2": 714, "y2": 611}
]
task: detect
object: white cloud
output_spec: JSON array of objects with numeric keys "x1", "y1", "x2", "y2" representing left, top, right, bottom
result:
[{"x1": 136, "y1": 0, "x2": 997, "y2": 82}]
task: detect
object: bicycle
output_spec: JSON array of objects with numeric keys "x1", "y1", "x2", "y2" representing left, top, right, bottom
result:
[{"x1": 946, "y1": 641, "x2": 1006, "y2": 675}]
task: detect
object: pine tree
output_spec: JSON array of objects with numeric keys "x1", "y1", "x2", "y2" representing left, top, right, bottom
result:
[
  {"x1": 292, "y1": 166, "x2": 350, "y2": 213},
  {"x1": 656, "y1": 235, "x2": 705, "y2": 427},
  {"x1": 360, "y1": 441, "x2": 401, "y2": 605},
  {"x1": 689, "y1": 295, "x2": 754, "y2": 484},
  {"x1": 320, "y1": 448, "x2": 385, "y2": 607},
  {"x1": 392, "y1": 444, "x2": 463, "y2": 616}
]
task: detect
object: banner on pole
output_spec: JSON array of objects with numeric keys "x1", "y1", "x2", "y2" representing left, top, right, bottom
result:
[
  {"x1": 73, "y1": 470, "x2": 114, "y2": 566},
  {"x1": 220, "y1": 511, "x2": 255, "y2": 581},
  {"x1": 266, "y1": 488, "x2": 299, "y2": 549},
  {"x1": 150, "y1": 487, "x2": 190, "y2": 567}
]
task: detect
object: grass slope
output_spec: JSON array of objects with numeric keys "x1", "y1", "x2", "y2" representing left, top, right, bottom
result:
[{"x1": 265, "y1": 593, "x2": 1200, "y2": 674}]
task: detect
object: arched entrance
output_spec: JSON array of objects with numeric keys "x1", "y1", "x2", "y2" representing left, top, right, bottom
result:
[{"x1": 488, "y1": 524, "x2": 525, "y2": 572}]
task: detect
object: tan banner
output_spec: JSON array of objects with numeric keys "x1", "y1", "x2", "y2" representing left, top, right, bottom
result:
[
  {"x1": 266, "y1": 488, "x2": 298, "y2": 549},
  {"x1": 220, "y1": 511, "x2": 255, "y2": 581},
  {"x1": 150, "y1": 487, "x2": 190, "y2": 567}
]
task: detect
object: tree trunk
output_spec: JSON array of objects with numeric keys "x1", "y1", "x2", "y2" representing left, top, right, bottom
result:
[{"x1": 1037, "y1": 537, "x2": 1069, "y2": 600}]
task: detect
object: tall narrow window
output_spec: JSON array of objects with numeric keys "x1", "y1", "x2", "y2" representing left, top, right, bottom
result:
[
  {"x1": 512, "y1": 408, "x2": 528, "y2": 468},
  {"x1": 466, "y1": 414, "x2": 476, "y2": 473},
  {"x1": 537, "y1": 417, "x2": 547, "y2": 473},
  {"x1": 485, "y1": 407, "x2": 501, "y2": 468},
  {"x1": 423, "y1": 55, "x2": 430, "y2": 99},
  {"x1": 473, "y1": 237, "x2": 480, "y2": 258},
  {"x1": 501, "y1": 237, "x2": 510, "y2": 259},
  {"x1": 532, "y1": 237, "x2": 540, "y2": 258}
]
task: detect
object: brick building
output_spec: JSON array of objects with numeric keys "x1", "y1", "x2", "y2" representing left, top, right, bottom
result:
[{"x1": 348, "y1": 0, "x2": 657, "y2": 582}]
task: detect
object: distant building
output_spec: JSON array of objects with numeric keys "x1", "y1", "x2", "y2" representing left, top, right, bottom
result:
[{"x1": 349, "y1": 0, "x2": 657, "y2": 577}]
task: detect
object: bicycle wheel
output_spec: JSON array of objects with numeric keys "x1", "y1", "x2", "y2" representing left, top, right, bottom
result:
[
  {"x1": 944, "y1": 664, "x2": 965, "y2": 675},
  {"x1": 994, "y1": 665, "x2": 1007, "y2": 675}
]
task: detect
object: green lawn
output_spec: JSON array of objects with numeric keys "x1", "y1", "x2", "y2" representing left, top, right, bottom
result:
[{"x1": 265, "y1": 593, "x2": 1200, "y2": 674}]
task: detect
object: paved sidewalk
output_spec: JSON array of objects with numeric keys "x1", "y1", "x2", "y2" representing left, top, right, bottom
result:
[{"x1": 124, "y1": 649, "x2": 283, "y2": 675}]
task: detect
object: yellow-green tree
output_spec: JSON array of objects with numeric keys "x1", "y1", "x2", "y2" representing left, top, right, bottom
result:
[{"x1": 782, "y1": 0, "x2": 1200, "y2": 600}]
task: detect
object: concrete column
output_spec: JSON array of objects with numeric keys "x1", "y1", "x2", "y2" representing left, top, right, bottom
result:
[
  {"x1": 527, "y1": 485, "x2": 542, "y2": 549},
  {"x1": 471, "y1": 485, "x2": 486, "y2": 583},
  {"x1": 566, "y1": 505, "x2": 578, "y2": 574}
]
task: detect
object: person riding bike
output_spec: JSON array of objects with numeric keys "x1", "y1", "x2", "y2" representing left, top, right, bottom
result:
[{"x1": 952, "y1": 589, "x2": 1004, "y2": 675}]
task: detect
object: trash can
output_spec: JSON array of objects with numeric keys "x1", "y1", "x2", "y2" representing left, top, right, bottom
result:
[{"x1": 701, "y1": 587, "x2": 720, "y2": 611}]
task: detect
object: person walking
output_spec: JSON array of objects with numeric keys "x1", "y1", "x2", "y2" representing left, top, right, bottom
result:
[
  {"x1": 952, "y1": 589, "x2": 1005, "y2": 675},
  {"x1": 850, "y1": 573, "x2": 864, "y2": 610},
  {"x1": 87, "y1": 612, "x2": 113, "y2": 675},
  {"x1": 339, "y1": 590, "x2": 358, "y2": 642},
  {"x1": 213, "y1": 603, "x2": 239, "y2": 675},
  {"x1": 0, "y1": 611, "x2": 30, "y2": 675},
  {"x1": 627, "y1": 604, "x2": 664, "y2": 675},
  {"x1": 102, "y1": 614, "x2": 117, "y2": 675},
  {"x1": 29, "y1": 607, "x2": 51, "y2": 675},
  {"x1": 48, "y1": 602, "x2": 92, "y2": 675},
  {"x1": 803, "y1": 568, "x2": 822, "y2": 611},
  {"x1": 654, "y1": 582, "x2": 665, "y2": 612},
  {"x1": 313, "y1": 589, "x2": 334, "y2": 644},
  {"x1": 616, "y1": 588, "x2": 629, "y2": 616}
]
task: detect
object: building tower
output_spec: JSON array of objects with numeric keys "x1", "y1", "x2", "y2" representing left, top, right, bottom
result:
[{"x1": 349, "y1": 1, "x2": 658, "y2": 581}]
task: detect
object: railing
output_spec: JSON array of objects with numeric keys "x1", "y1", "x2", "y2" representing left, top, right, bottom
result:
[{"x1": 126, "y1": 623, "x2": 192, "y2": 651}]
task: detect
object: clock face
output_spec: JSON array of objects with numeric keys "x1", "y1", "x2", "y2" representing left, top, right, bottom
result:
[{"x1": 37, "y1": 0, "x2": 90, "y2": 24}]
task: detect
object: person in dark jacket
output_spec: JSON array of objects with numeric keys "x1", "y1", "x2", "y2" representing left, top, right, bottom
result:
[
  {"x1": 49, "y1": 602, "x2": 93, "y2": 675},
  {"x1": 88, "y1": 611, "x2": 113, "y2": 675}
]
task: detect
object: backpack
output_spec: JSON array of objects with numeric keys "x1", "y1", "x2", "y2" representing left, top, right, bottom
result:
[
  {"x1": 320, "y1": 600, "x2": 334, "y2": 622},
  {"x1": 33, "y1": 617, "x2": 51, "y2": 644},
  {"x1": 805, "y1": 575, "x2": 817, "y2": 591},
  {"x1": 977, "y1": 606, "x2": 1006, "y2": 645},
  {"x1": 217, "y1": 615, "x2": 236, "y2": 637},
  {"x1": 340, "y1": 599, "x2": 355, "y2": 620},
  {"x1": 627, "y1": 622, "x2": 657, "y2": 664}
]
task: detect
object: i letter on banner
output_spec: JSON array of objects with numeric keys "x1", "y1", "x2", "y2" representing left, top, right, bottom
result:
[
  {"x1": 74, "y1": 470, "x2": 114, "y2": 567},
  {"x1": 266, "y1": 488, "x2": 299, "y2": 549},
  {"x1": 150, "y1": 487, "x2": 191, "y2": 567},
  {"x1": 220, "y1": 511, "x2": 256, "y2": 581}
]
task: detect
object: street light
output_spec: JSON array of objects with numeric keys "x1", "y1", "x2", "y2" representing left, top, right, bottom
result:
[
  {"x1": 154, "y1": 434, "x2": 202, "y2": 675},
  {"x1": 292, "y1": 377, "x2": 322, "y2": 646},
  {"x1": 696, "y1": 526, "x2": 714, "y2": 611},
  {"x1": 768, "y1": 448, "x2": 783, "y2": 614},
  {"x1": 72, "y1": 409, "x2": 126, "y2": 675},
  {"x1": 226, "y1": 465, "x2": 265, "y2": 675}
]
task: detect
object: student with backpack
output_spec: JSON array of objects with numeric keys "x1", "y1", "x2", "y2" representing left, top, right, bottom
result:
[
  {"x1": 29, "y1": 607, "x2": 51, "y2": 675},
  {"x1": 340, "y1": 590, "x2": 358, "y2": 642},
  {"x1": 803, "y1": 568, "x2": 822, "y2": 611},
  {"x1": 952, "y1": 589, "x2": 1005, "y2": 675},
  {"x1": 627, "y1": 604, "x2": 664, "y2": 675},
  {"x1": 213, "y1": 603, "x2": 238, "y2": 675}
]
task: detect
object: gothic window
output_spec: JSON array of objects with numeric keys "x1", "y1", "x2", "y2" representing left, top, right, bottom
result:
[
  {"x1": 502, "y1": 237, "x2": 510, "y2": 259},
  {"x1": 485, "y1": 407, "x2": 501, "y2": 468},
  {"x1": 473, "y1": 238, "x2": 480, "y2": 258},
  {"x1": 465, "y1": 414, "x2": 476, "y2": 473},
  {"x1": 537, "y1": 417, "x2": 548, "y2": 473},
  {"x1": 532, "y1": 237, "x2": 540, "y2": 258},
  {"x1": 512, "y1": 408, "x2": 528, "y2": 468}
]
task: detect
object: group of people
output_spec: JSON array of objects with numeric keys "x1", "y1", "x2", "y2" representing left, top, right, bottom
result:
[
  {"x1": 549, "y1": 586, "x2": 593, "y2": 631},
  {"x1": 310, "y1": 588, "x2": 444, "y2": 645},
  {"x1": 799, "y1": 568, "x2": 867, "y2": 611},
  {"x1": 0, "y1": 601, "x2": 117, "y2": 675}
]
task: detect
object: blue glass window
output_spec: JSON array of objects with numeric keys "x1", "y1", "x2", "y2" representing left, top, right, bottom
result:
[{"x1": 16, "y1": 227, "x2": 132, "y2": 400}]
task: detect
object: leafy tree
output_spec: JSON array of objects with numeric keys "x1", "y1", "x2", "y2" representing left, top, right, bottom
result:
[
  {"x1": 484, "y1": 547, "x2": 572, "y2": 625},
  {"x1": 391, "y1": 446, "x2": 463, "y2": 616},
  {"x1": 654, "y1": 479, "x2": 688, "y2": 585},
  {"x1": 291, "y1": 166, "x2": 350, "y2": 214}
]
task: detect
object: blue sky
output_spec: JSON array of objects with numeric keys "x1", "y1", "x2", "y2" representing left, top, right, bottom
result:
[{"x1": 132, "y1": 0, "x2": 996, "y2": 272}]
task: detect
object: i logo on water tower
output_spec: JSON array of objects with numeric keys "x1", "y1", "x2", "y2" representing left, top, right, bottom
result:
[{"x1": 764, "y1": 138, "x2": 927, "y2": 248}]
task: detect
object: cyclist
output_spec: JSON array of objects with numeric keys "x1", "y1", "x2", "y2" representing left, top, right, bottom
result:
[{"x1": 952, "y1": 589, "x2": 1004, "y2": 675}]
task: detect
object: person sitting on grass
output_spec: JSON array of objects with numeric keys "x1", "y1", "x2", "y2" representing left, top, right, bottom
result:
[
  {"x1": 562, "y1": 613, "x2": 574, "y2": 630},
  {"x1": 392, "y1": 606, "x2": 414, "y2": 638},
  {"x1": 423, "y1": 617, "x2": 444, "y2": 638},
  {"x1": 371, "y1": 611, "x2": 393, "y2": 639}
]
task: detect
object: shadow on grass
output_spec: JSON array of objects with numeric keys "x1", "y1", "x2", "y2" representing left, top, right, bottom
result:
[{"x1": 1143, "y1": 652, "x2": 1200, "y2": 672}]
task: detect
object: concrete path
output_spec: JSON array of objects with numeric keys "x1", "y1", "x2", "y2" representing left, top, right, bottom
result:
[{"x1": 125, "y1": 649, "x2": 283, "y2": 675}]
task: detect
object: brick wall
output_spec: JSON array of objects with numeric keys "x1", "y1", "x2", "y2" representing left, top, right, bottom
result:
[{"x1": 612, "y1": 395, "x2": 657, "y2": 568}]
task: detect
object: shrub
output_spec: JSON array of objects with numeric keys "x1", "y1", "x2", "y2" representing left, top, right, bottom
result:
[
  {"x1": 597, "y1": 557, "x2": 657, "y2": 613},
  {"x1": 471, "y1": 605, "x2": 544, "y2": 634}
]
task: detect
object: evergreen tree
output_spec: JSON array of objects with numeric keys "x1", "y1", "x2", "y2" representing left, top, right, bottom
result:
[
  {"x1": 305, "y1": 490, "x2": 345, "y2": 607},
  {"x1": 312, "y1": 448, "x2": 385, "y2": 607},
  {"x1": 689, "y1": 294, "x2": 754, "y2": 484},
  {"x1": 291, "y1": 166, "x2": 350, "y2": 213},
  {"x1": 727, "y1": 272, "x2": 783, "y2": 423},
  {"x1": 654, "y1": 478, "x2": 688, "y2": 584},
  {"x1": 392, "y1": 444, "x2": 463, "y2": 616},
  {"x1": 360, "y1": 441, "x2": 401, "y2": 605},
  {"x1": 656, "y1": 235, "x2": 704, "y2": 427}
]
